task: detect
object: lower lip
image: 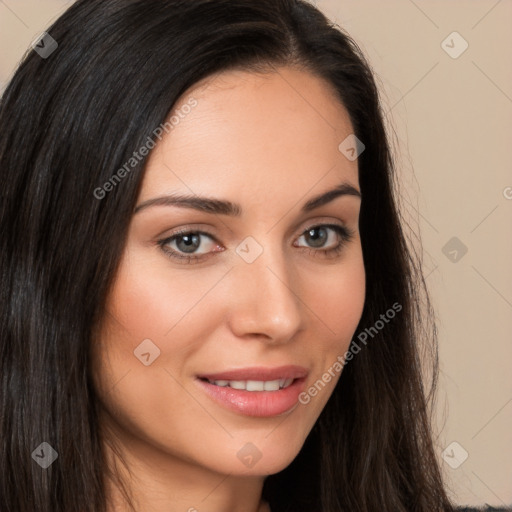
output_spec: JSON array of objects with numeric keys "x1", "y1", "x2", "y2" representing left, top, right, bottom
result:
[{"x1": 196, "y1": 378, "x2": 306, "y2": 417}]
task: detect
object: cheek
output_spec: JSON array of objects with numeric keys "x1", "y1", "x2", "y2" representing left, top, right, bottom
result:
[
  {"x1": 292, "y1": 258, "x2": 365, "y2": 430},
  {"x1": 92, "y1": 249, "x2": 227, "y2": 407},
  {"x1": 296, "y1": 246, "x2": 365, "y2": 407},
  {"x1": 302, "y1": 249, "x2": 366, "y2": 351},
  {"x1": 103, "y1": 249, "x2": 228, "y2": 350},
  {"x1": 91, "y1": 251, "x2": 225, "y2": 460}
]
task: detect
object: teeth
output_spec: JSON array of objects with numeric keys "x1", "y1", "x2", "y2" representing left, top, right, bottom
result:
[
  {"x1": 263, "y1": 380, "x2": 280, "y2": 391},
  {"x1": 208, "y1": 378, "x2": 294, "y2": 391},
  {"x1": 247, "y1": 380, "x2": 265, "y2": 391}
]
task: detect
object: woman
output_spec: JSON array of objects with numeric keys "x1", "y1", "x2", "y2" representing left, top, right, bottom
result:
[{"x1": 0, "y1": 0, "x2": 459, "y2": 510}]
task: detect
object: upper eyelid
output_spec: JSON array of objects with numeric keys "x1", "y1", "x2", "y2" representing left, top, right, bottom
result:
[{"x1": 162, "y1": 217, "x2": 351, "y2": 239}]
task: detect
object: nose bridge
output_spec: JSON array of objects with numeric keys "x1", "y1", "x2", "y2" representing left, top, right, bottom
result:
[{"x1": 227, "y1": 239, "x2": 303, "y2": 341}]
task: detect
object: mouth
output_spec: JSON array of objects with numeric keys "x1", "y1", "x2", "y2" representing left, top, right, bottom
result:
[
  {"x1": 195, "y1": 365, "x2": 308, "y2": 417},
  {"x1": 199, "y1": 377, "x2": 295, "y2": 391}
]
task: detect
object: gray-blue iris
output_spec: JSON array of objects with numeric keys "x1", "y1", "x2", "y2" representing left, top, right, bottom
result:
[
  {"x1": 305, "y1": 227, "x2": 327, "y2": 247},
  {"x1": 176, "y1": 233, "x2": 201, "y2": 253}
]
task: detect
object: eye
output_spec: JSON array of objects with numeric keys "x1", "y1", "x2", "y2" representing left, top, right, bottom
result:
[
  {"x1": 158, "y1": 223, "x2": 355, "y2": 265},
  {"x1": 294, "y1": 224, "x2": 354, "y2": 257},
  {"x1": 158, "y1": 229, "x2": 222, "y2": 263}
]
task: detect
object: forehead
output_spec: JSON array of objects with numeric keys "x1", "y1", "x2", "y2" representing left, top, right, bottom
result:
[{"x1": 140, "y1": 66, "x2": 359, "y2": 206}]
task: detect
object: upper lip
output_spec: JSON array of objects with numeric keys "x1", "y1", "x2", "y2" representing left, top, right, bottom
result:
[{"x1": 197, "y1": 365, "x2": 308, "y2": 381}]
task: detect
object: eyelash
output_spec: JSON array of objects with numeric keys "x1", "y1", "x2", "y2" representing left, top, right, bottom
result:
[{"x1": 157, "y1": 224, "x2": 355, "y2": 265}]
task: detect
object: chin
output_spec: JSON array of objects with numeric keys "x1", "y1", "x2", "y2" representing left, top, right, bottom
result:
[{"x1": 207, "y1": 431, "x2": 308, "y2": 477}]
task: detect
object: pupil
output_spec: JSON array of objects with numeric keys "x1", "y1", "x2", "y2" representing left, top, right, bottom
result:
[
  {"x1": 177, "y1": 233, "x2": 200, "y2": 253},
  {"x1": 306, "y1": 227, "x2": 327, "y2": 247}
]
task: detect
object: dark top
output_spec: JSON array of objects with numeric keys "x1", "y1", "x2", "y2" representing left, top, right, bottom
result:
[{"x1": 457, "y1": 507, "x2": 512, "y2": 511}]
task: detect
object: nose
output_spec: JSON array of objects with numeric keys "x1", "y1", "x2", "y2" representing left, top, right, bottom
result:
[{"x1": 225, "y1": 248, "x2": 304, "y2": 344}]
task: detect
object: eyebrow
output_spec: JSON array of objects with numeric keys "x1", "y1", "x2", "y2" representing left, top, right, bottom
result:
[{"x1": 133, "y1": 181, "x2": 361, "y2": 216}]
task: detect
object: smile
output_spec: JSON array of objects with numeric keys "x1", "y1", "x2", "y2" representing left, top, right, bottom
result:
[
  {"x1": 203, "y1": 378, "x2": 294, "y2": 391},
  {"x1": 196, "y1": 365, "x2": 308, "y2": 417}
]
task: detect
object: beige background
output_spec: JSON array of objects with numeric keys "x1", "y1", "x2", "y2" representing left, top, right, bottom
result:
[{"x1": 1, "y1": 0, "x2": 511, "y2": 507}]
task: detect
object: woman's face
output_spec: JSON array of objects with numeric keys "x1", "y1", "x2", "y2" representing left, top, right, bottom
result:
[{"x1": 92, "y1": 66, "x2": 365, "y2": 478}]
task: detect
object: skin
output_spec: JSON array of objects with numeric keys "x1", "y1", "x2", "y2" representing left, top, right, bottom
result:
[{"x1": 91, "y1": 65, "x2": 366, "y2": 512}]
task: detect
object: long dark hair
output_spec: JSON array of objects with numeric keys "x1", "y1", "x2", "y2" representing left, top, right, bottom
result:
[{"x1": 0, "y1": 0, "x2": 455, "y2": 510}]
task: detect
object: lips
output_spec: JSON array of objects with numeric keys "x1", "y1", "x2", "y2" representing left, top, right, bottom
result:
[{"x1": 195, "y1": 365, "x2": 308, "y2": 417}]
